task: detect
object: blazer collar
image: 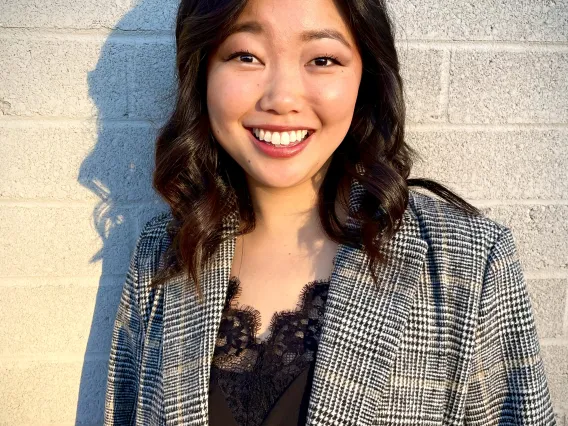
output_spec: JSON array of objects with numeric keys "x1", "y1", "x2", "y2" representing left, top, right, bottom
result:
[{"x1": 161, "y1": 181, "x2": 428, "y2": 425}]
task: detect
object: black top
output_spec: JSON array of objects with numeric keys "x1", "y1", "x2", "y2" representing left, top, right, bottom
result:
[{"x1": 208, "y1": 276, "x2": 331, "y2": 426}]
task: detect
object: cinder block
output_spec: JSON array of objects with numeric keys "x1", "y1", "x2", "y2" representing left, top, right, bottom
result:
[
  {"x1": 0, "y1": 205, "x2": 136, "y2": 276},
  {"x1": 0, "y1": 0, "x2": 178, "y2": 31},
  {"x1": 526, "y1": 279, "x2": 567, "y2": 339},
  {"x1": 0, "y1": 277, "x2": 122, "y2": 355},
  {"x1": 0, "y1": 123, "x2": 157, "y2": 201},
  {"x1": 0, "y1": 37, "x2": 128, "y2": 118},
  {"x1": 128, "y1": 41, "x2": 176, "y2": 121},
  {"x1": 449, "y1": 51, "x2": 568, "y2": 124},
  {"x1": 399, "y1": 48, "x2": 445, "y2": 123},
  {"x1": 387, "y1": 0, "x2": 568, "y2": 42},
  {"x1": 480, "y1": 205, "x2": 568, "y2": 271},
  {"x1": 0, "y1": 359, "x2": 107, "y2": 424},
  {"x1": 540, "y1": 346, "x2": 568, "y2": 413},
  {"x1": 117, "y1": 0, "x2": 178, "y2": 31},
  {"x1": 408, "y1": 129, "x2": 568, "y2": 200}
]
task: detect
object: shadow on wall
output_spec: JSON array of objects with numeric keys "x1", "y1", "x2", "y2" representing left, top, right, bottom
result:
[{"x1": 76, "y1": 0, "x2": 178, "y2": 423}]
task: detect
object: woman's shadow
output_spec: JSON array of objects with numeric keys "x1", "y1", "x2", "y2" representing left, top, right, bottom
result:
[{"x1": 76, "y1": 0, "x2": 178, "y2": 423}]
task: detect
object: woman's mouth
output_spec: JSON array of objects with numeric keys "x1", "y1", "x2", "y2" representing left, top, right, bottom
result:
[
  {"x1": 247, "y1": 127, "x2": 313, "y2": 147},
  {"x1": 245, "y1": 127, "x2": 315, "y2": 158}
]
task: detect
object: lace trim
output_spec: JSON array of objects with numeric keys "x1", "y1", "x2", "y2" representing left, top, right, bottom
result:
[
  {"x1": 231, "y1": 276, "x2": 329, "y2": 341},
  {"x1": 211, "y1": 276, "x2": 331, "y2": 426},
  {"x1": 213, "y1": 275, "x2": 331, "y2": 371}
]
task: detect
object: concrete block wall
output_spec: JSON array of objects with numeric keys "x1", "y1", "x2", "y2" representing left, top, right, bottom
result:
[{"x1": 0, "y1": 0, "x2": 566, "y2": 424}]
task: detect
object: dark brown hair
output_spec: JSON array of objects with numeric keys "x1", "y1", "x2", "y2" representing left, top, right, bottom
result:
[{"x1": 151, "y1": 0, "x2": 481, "y2": 297}]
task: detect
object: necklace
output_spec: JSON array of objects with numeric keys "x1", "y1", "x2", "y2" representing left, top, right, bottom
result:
[{"x1": 236, "y1": 234, "x2": 244, "y2": 280}]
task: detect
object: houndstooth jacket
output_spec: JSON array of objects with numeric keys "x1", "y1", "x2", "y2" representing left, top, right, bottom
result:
[{"x1": 104, "y1": 181, "x2": 556, "y2": 426}]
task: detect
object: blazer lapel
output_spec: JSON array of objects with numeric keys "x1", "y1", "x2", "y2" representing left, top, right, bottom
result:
[
  {"x1": 305, "y1": 186, "x2": 428, "y2": 426},
  {"x1": 161, "y1": 182, "x2": 427, "y2": 426},
  {"x1": 162, "y1": 209, "x2": 238, "y2": 426}
]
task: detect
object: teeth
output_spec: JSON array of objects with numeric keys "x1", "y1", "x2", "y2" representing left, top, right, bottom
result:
[
  {"x1": 272, "y1": 132, "x2": 281, "y2": 145},
  {"x1": 251, "y1": 128, "x2": 310, "y2": 145}
]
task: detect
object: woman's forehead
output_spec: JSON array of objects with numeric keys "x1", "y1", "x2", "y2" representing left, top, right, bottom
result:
[{"x1": 232, "y1": 0, "x2": 354, "y2": 44}]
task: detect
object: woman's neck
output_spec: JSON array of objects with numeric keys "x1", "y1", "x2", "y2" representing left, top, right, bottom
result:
[
  {"x1": 247, "y1": 176, "x2": 322, "y2": 239},
  {"x1": 244, "y1": 167, "x2": 349, "y2": 242}
]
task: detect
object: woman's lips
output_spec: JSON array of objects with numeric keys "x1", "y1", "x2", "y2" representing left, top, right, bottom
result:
[{"x1": 245, "y1": 127, "x2": 314, "y2": 158}]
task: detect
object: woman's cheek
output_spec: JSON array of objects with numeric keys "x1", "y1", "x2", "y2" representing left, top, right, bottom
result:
[
  {"x1": 213, "y1": 73, "x2": 258, "y2": 112},
  {"x1": 312, "y1": 78, "x2": 359, "y2": 118}
]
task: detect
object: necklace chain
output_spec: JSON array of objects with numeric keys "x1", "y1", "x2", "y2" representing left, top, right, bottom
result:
[{"x1": 237, "y1": 234, "x2": 244, "y2": 280}]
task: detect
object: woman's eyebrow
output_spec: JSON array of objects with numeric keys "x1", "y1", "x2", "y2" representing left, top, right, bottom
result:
[{"x1": 226, "y1": 21, "x2": 352, "y2": 50}]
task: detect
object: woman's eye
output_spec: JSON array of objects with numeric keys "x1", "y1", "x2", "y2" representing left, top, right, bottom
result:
[
  {"x1": 227, "y1": 50, "x2": 260, "y2": 64},
  {"x1": 311, "y1": 56, "x2": 341, "y2": 67}
]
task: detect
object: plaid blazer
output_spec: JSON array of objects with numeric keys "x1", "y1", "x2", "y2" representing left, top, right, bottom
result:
[{"x1": 104, "y1": 181, "x2": 556, "y2": 426}]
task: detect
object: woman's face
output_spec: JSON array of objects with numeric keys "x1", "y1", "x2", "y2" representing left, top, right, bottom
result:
[{"x1": 206, "y1": 0, "x2": 362, "y2": 190}]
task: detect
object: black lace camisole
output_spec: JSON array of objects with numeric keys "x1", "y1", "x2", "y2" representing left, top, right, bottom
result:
[{"x1": 208, "y1": 275, "x2": 331, "y2": 426}]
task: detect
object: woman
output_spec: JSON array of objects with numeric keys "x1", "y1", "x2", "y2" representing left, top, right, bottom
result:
[{"x1": 104, "y1": 0, "x2": 556, "y2": 424}]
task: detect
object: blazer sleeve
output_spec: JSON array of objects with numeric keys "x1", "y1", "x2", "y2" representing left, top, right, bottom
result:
[
  {"x1": 103, "y1": 232, "x2": 145, "y2": 426},
  {"x1": 464, "y1": 226, "x2": 556, "y2": 425}
]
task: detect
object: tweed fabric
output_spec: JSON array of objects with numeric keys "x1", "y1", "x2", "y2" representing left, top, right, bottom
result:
[{"x1": 104, "y1": 181, "x2": 555, "y2": 426}]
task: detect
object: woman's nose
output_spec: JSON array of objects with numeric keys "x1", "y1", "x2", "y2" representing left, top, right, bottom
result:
[{"x1": 258, "y1": 65, "x2": 303, "y2": 115}]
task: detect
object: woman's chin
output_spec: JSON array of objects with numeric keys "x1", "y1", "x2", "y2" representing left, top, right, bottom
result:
[
  {"x1": 248, "y1": 171, "x2": 312, "y2": 190},
  {"x1": 259, "y1": 178, "x2": 306, "y2": 189},
  {"x1": 243, "y1": 160, "x2": 329, "y2": 190}
]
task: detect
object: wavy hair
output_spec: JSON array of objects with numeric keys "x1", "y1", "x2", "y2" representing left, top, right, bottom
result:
[{"x1": 151, "y1": 0, "x2": 482, "y2": 297}]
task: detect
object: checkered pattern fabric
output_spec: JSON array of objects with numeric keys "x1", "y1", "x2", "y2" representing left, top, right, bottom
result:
[{"x1": 104, "y1": 181, "x2": 556, "y2": 425}]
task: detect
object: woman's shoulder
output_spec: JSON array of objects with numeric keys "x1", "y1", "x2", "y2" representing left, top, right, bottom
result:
[
  {"x1": 138, "y1": 210, "x2": 174, "y2": 240},
  {"x1": 407, "y1": 189, "x2": 512, "y2": 252},
  {"x1": 133, "y1": 210, "x2": 175, "y2": 272}
]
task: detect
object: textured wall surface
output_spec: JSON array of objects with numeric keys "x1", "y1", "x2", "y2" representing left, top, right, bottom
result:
[{"x1": 0, "y1": 0, "x2": 566, "y2": 424}]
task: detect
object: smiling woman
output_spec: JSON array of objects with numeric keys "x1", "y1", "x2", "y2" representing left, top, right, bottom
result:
[
  {"x1": 206, "y1": 1, "x2": 362, "y2": 189},
  {"x1": 103, "y1": 0, "x2": 556, "y2": 425}
]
